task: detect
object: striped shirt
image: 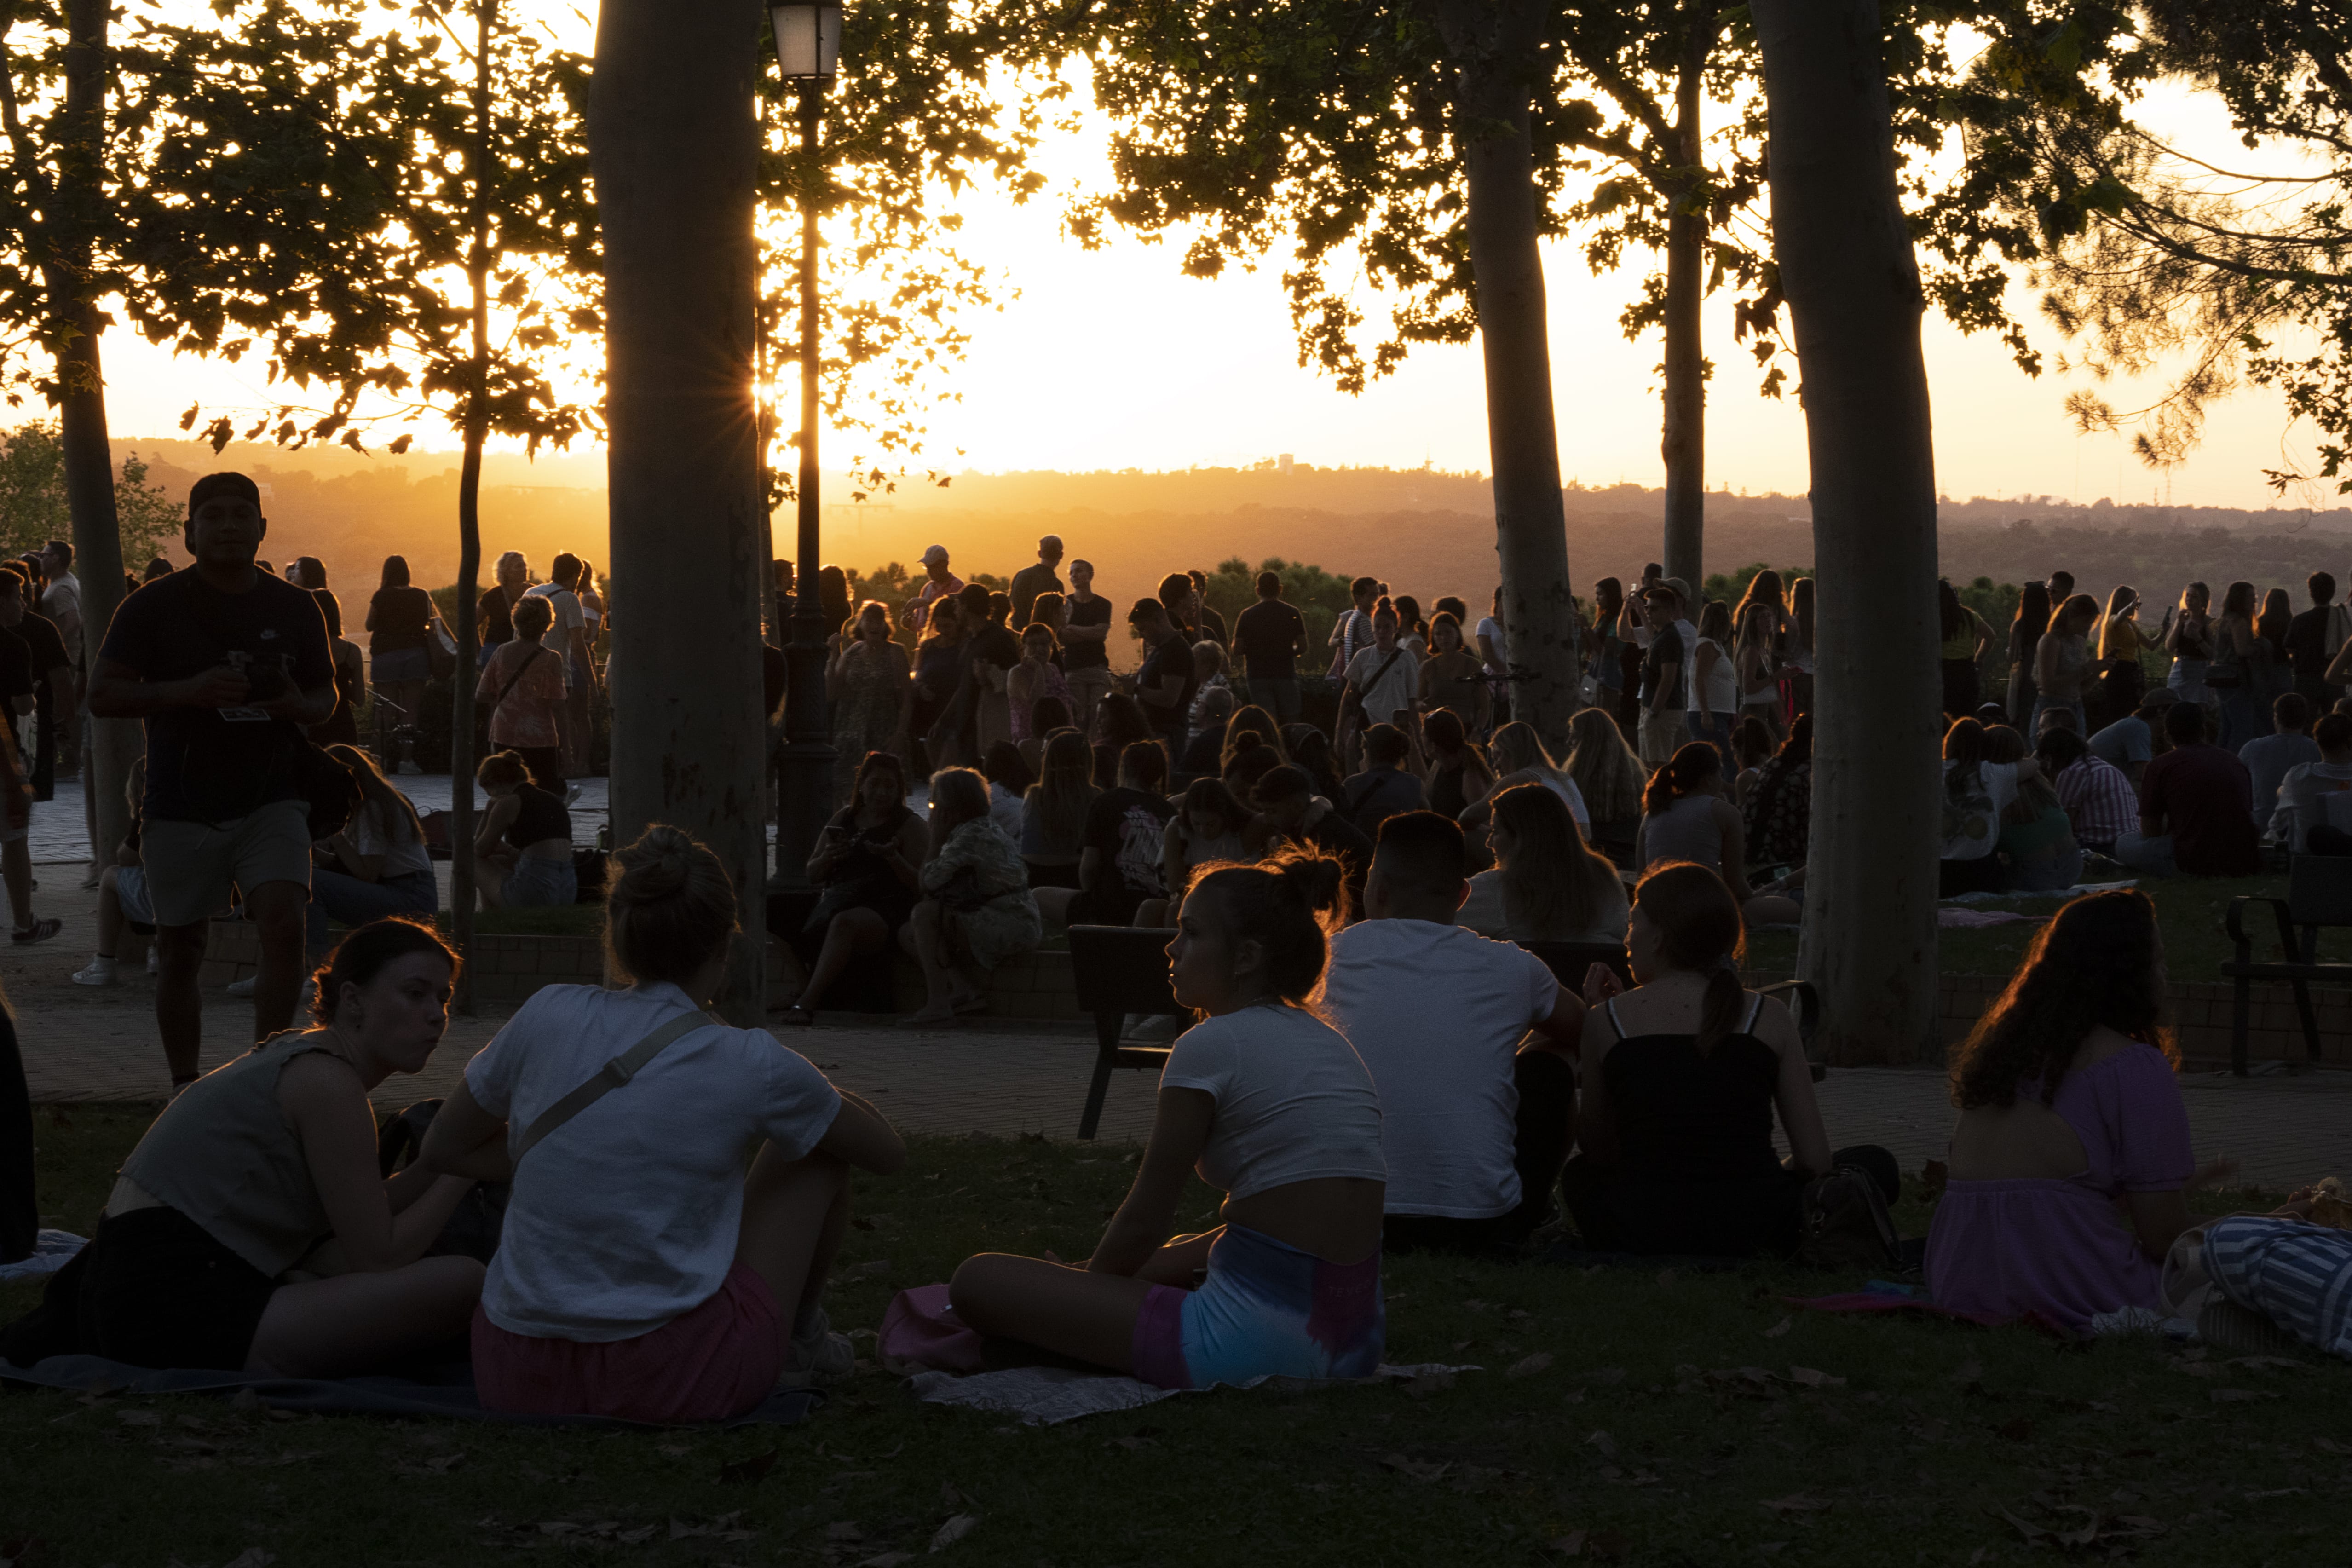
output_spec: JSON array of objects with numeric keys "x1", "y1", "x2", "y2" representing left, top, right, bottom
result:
[{"x1": 2054, "y1": 754, "x2": 2138, "y2": 847}]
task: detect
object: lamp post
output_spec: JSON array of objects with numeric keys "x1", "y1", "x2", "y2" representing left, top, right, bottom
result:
[{"x1": 769, "y1": 0, "x2": 840, "y2": 896}]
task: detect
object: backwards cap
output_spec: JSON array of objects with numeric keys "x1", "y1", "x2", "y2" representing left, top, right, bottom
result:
[{"x1": 188, "y1": 472, "x2": 261, "y2": 519}]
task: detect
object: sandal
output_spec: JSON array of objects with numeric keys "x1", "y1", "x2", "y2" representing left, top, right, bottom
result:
[
  {"x1": 12, "y1": 918, "x2": 60, "y2": 945},
  {"x1": 776, "y1": 1004, "x2": 816, "y2": 1027}
]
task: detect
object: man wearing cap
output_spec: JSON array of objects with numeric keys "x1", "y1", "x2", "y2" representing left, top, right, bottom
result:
[
  {"x1": 88, "y1": 473, "x2": 335, "y2": 1091},
  {"x1": 1008, "y1": 535, "x2": 1065, "y2": 629},
  {"x1": 1637, "y1": 577, "x2": 1695, "y2": 768},
  {"x1": 902, "y1": 545, "x2": 964, "y2": 636}
]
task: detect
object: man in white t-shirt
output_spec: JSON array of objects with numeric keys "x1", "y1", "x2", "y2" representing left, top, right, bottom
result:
[
  {"x1": 1341, "y1": 601, "x2": 1417, "y2": 767},
  {"x1": 1322, "y1": 811, "x2": 1582, "y2": 1255},
  {"x1": 525, "y1": 553, "x2": 597, "y2": 778}
]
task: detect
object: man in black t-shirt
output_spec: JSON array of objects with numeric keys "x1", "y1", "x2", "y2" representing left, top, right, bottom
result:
[
  {"x1": 90, "y1": 472, "x2": 336, "y2": 1088},
  {"x1": 2287, "y1": 570, "x2": 2350, "y2": 711},
  {"x1": 1231, "y1": 569, "x2": 1311, "y2": 722},
  {"x1": 1186, "y1": 570, "x2": 1229, "y2": 646},
  {"x1": 1008, "y1": 535, "x2": 1066, "y2": 628},
  {"x1": 1062, "y1": 558, "x2": 1113, "y2": 738},
  {"x1": 1126, "y1": 597, "x2": 1197, "y2": 751},
  {"x1": 1066, "y1": 739, "x2": 1176, "y2": 925}
]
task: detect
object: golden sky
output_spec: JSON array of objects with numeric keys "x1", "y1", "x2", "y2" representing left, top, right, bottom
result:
[{"x1": 89, "y1": 16, "x2": 2323, "y2": 514}]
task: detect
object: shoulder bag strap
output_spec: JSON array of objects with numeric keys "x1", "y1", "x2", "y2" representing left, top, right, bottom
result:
[
  {"x1": 492, "y1": 646, "x2": 553, "y2": 715},
  {"x1": 507, "y1": 1008, "x2": 726, "y2": 1167}
]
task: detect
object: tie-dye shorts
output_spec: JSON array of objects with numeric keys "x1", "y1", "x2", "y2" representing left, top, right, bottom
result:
[{"x1": 1130, "y1": 1223, "x2": 1384, "y2": 1390}]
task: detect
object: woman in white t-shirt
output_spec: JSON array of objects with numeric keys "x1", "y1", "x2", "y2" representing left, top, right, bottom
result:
[
  {"x1": 306, "y1": 746, "x2": 440, "y2": 964},
  {"x1": 952, "y1": 851, "x2": 1387, "y2": 1389},
  {"x1": 1940, "y1": 717, "x2": 2041, "y2": 897},
  {"x1": 420, "y1": 828, "x2": 906, "y2": 1423}
]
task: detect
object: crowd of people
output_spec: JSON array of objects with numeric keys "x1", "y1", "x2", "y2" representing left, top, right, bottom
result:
[{"x1": 4, "y1": 489, "x2": 2349, "y2": 1424}]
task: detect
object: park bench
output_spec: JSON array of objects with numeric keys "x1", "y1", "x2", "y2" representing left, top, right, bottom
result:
[
  {"x1": 2221, "y1": 856, "x2": 2352, "y2": 1076},
  {"x1": 1066, "y1": 925, "x2": 1185, "y2": 1140}
]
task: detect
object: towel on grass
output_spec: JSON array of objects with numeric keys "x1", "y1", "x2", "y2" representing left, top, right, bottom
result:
[
  {"x1": 907, "y1": 1362, "x2": 1476, "y2": 1426},
  {"x1": 0, "y1": 1354, "x2": 817, "y2": 1428},
  {"x1": 0, "y1": 1231, "x2": 84, "y2": 1282}
]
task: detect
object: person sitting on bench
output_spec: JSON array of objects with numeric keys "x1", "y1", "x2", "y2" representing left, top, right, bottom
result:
[
  {"x1": 2, "y1": 919, "x2": 482, "y2": 1374},
  {"x1": 1322, "y1": 811, "x2": 1582, "y2": 1256},
  {"x1": 420, "y1": 827, "x2": 907, "y2": 1422},
  {"x1": 950, "y1": 849, "x2": 1387, "y2": 1389},
  {"x1": 1566, "y1": 862, "x2": 1895, "y2": 1258}
]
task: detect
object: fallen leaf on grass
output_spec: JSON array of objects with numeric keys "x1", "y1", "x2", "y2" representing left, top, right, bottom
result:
[
  {"x1": 2049, "y1": 1507, "x2": 2101, "y2": 1548},
  {"x1": 1786, "y1": 1366, "x2": 1845, "y2": 1389},
  {"x1": 1585, "y1": 1430, "x2": 1616, "y2": 1458},
  {"x1": 2211, "y1": 1388, "x2": 2280, "y2": 1403},
  {"x1": 1547, "y1": 1530, "x2": 1625, "y2": 1559},
  {"x1": 1762, "y1": 1316, "x2": 1792, "y2": 1339},
  {"x1": 826, "y1": 1521, "x2": 865, "y2": 1542},
  {"x1": 1508, "y1": 1353, "x2": 1554, "y2": 1379},
  {"x1": 1996, "y1": 1418, "x2": 2035, "y2": 1443},
  {"x1": 2315, "y1": 1437, "x2": 2352, "y2": 1456},
  {"x1": 615, "y1": 1526, "x2": 659, "y2": 1545},
  {"x1": 2227, "y1": 1355, "x2": 2303, "y2": 1371},
  {"x1": 115, "y1": 1409, "x2": 161, "y2": 1427},
  {"x1": 928, "y1": 1513, "x2": 978, "y2": 1552},
  {"x1": 719, "y1": 1451, "x2": 777, "y2": 1484},
  {"x1": 1400, "y1": 1371, "x2": 1455, "y2": 1398},
  {"x1": 2244, "y1": 1488, "x2": 2310, "y2": 1501},
  {"x1": 1545, "y1": 1530, "x2": 1586, "y2": 1557},
  {"x1": 656, "y1": 1442, "x2": 691, "y2": 1458},
  {"x1": 1760, "y1": 1495, "x2": 1831, "y2": 1517},
  {"x1": 857, "y1": 1555, "x2": 915, "y2": 1568},
  {"x1": 1105, "y1": 1435, "x2": 1157, "y2": 1451},
  {"x1": 1990, "y1": 1504, "x2": 2046, "y2": 1543},
  {"x1": 1380, "y1": 1453, "x2": 1452, "y2": 1483},
  {"x1": 220, "y1": 1555, "x2": 274, "y2": 1568}
]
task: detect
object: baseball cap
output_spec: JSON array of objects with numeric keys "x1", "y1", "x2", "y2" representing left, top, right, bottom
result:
[
  {"x1": 188, "y1": 471, "x2": 261, "y2": 518},
  {"x1": 920, "y1": 544, "x2": 950, "y2": 565}
]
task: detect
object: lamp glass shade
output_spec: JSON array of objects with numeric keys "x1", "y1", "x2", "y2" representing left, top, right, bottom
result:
[{"x1": 771, "y1": 1, "x2": 841, "y2": 80}]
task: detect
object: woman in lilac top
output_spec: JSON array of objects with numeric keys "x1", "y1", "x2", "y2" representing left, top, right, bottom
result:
[{"x1": 1927, "y1": 892, "x2": 2215, "y2": 1331}]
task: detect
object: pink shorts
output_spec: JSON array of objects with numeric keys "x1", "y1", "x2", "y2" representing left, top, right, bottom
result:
[{"x1": 472, "y1": 1261, "x2": 782, "y2": 1424}]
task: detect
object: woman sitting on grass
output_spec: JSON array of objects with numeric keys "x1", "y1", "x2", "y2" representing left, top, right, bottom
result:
[
  {"x1": 900, "y1": 768, "x2": 1043, "y2": 1026},
  {"x1": 5, "y1": 919, "x2": 482, "y2": 1374},
  {"x1": 1925, "y1": 890, "x2": 2271, "y2": 1332},
  {"x1": 1457, "y1": 781, "x2": 1627, "y2": 945},
  {"x1": 421, "y1": 828, "x2": 907, "y2": 1422},
  {"x1": 951, "y1": 850, "x2": 1387, "y2": 1389},
  {"x1": 1568, "y1": 863, "x2": 1895, "y2": 1259}
]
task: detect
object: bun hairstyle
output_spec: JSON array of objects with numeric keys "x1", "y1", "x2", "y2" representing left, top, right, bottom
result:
[
  {"x1": 1642, "y1": 741, "x2": 1722, "y2": 816},
  {"x1": 310, "y1": 916, "x2": 458, "y2": 1026},
  {"x1": 1631, "y1": 862, "x2": 1746, "y2": 1055},
  {"x1": 605, "y1": 826, "x2": 738, "y2": 987},
  {"x1": 1188, "y1": 848, "x2": 1349, "y2": 1007},
  {"x1": 477, "y1": 749, "x2": 531, "y2": 790}
]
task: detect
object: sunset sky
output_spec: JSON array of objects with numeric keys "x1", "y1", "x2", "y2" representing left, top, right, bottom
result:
[{"x1": 89, "y1": 20, "x2": 2321, "y2": 516}]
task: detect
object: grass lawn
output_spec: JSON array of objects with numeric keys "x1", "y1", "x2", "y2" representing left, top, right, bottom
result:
[
  {"x1": 6, "y1": 1109, "x2": 2348, "y2": 1566},
  {"x1": 1747, "y1": 874, "x2": 2338, "y2": 981}
]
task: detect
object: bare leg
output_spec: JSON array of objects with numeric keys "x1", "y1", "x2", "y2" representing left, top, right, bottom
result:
[
  {"x1": 245, "y1": 1256, "x2": 485, "y2": 1377},
  {"x1": 156, "y1": 922, "x2": 208, "y2": 1084},
  {"x1": 948, "y1": 1253, "x2": 1155, "y2": 1374},
  {"x1": 241, "y1": 880, "x2": 311, "y2": 1042},
  {"x1": 93, "y1": 868, "x2": 123, "y2": 953},
  {"x1": 735, "y1": 1145, "x2": 850, "y2": 1361},
  {"x1": 787, "y1": 906, "x2": 888, "y2": 1012},
  {"x1": 899, "y1": 903, "x2": 980, "y2": 1021},
  {"x1": 474, "y1": 853, "x2": 510, "y2": 911}
]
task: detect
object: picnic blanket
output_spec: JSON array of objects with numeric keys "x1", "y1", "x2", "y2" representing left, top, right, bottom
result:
[
  {"x1": 0, "y1": 1354, "x2": 818, "y2": 1428},
  {"x1": 0, "y1": 1230, "x2": 83, "y2": 1282},
  {"x1": 1943, "y1": 879, "x2": 2136, "y2": 905},
  {"x1": 1937, "y1": 907, "x2": 2045, "y2": 929},
  {"x1": 906, "y1": 1362, "x2": 1477, "y2": 1426}
]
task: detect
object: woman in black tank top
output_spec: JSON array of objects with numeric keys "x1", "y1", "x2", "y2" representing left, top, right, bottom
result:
[
  {"x1": 1560, "y1": 863, "x2": 1895, "y2": 1258},
  {"x1": 472, "y1": 751, "x2": 577, "y2": 910}
]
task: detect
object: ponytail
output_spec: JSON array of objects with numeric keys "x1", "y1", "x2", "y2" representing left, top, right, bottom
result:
[
  {"x1": 1188, "y1": 848, "x2": 1348, "y2": 1008},
  {"x1": 1630, "y1": 862, "x2": 1746, "y2": 1055},
  {"x1": 1643, "y1": 742, "x2": 1723, "y2": 817}
]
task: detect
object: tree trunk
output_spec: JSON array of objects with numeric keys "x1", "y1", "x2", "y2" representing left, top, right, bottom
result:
[
  {"x1": 590, "y1": 0, "x2": 769, "y2": 1022},
  {"x1": 448, "y1": 0, "x2": 493, "y2": 1013},
  {"x1": 1753, "y1": 0, "x2": 1942, "y2": 1065},
  {"x1": 1658, "y1": 2, "x2": 1710, "y2": 594},
  {"x1": 52, "y1": 0, "x2": 131, "y2": 871},
  {"x1": 1431, "y1": 0, "x2": 1578, "y2": 751}
]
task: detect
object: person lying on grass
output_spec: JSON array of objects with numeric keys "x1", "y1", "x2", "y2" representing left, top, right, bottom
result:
[
  {"x1": 420, "y1": 826, "x2": 907, "y2": 1424},
  {"x1": 1568, "y1": 862, "x2": 1898, "y2": 1259},
  {"x1": 1, "y1": 918, "x2": 482, "y2": 1376},
  {"x1": 1926, "y1": 889, "x2": 2309, "y2": 1332},
  {"x1": 951, "y1": 849, "x2": 1388, "y2": 1389}
]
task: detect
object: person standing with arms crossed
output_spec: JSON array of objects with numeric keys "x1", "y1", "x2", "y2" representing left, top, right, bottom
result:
[{"x1": 88, "y1": 473, "x2": 336, "y2": 1093}]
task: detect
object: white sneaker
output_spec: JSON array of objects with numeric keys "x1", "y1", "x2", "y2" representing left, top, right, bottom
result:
[
  {"x1": 70, "y1": 957, "x2": 116, "y2": 987},
  {"x1": 147, "y1": 948, "x2": 159, "y2": 975},
  {"x1": 777, "y1": 1308, "x2": 855, "y2": 1389},
  {"x1": 225, "y1": 974, "x2": 256, "y2": 997}
]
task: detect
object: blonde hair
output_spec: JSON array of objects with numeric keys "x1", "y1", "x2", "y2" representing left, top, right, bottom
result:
[
  {"x1": 1563, "y1": 707, "x2": 1644, "y2": 823},
  {"x1": 1492, "y1": 783, "x2": 1620, "y2": 940},
  {"x1": 605, "y1": 826, "x2": 738, "y2": 986}
]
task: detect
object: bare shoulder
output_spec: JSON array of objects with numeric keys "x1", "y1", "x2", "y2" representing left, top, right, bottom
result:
[{"x1": 1747, "y1": 989, "x2": 1804, "y2": 1053}]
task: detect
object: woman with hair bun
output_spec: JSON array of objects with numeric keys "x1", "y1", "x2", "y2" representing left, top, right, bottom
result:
[
  {"x1": 951, "y1": 850, "x2": 1388, "y2": 1389},
  {"x1": 1925, "y1": 891, "x2": 2279, "y2": 1330},
  {"x1": 3, "y1": 919, "x2": 480, "y2": 1373},
  {"x1": 470, "y1": 749, "x2": 576, "y2": 909},
  {"x1": 1566, "y1": 864, "x2": 1889, "y2": 1258},
  {"x1": 1635, "y1": 743, "x2": 1800, "y2": 924},
  {"x1": 421, "y1": 827, "x2": 907, "y2": 1421}
]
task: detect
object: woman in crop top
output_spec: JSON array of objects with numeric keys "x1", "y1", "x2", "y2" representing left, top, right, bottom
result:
[
  {"x1": 1566, "y1": 863, "x2": 1893, "y2": 1258},
  {"x1": 0, "y1": 921, "x2": 482, "y2": 1373},
  {"x1": 952, "y1": 850, "x2": 1386, "y2": 1389},
  {"x1": 472, "y1": 749, "x2": 576, "y2": 909}
]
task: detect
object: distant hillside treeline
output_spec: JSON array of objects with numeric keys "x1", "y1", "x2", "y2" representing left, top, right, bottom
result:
[{"x1": 104, "y1": 445, "x2": 2352, "y2": 641}]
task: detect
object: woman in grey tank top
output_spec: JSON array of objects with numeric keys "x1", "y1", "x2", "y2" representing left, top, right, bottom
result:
[
  {"x1": 1, "y1": 921, "x2": 483, "y2": 1374},
  {"x1": 1635, "y1": 744, "x2": 1801, "y2": 927}
]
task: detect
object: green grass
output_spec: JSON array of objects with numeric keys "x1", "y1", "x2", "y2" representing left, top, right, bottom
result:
[
  {"x1": 428, "y1": 905, "x2": 609, "y2": 939},
  {"x1": 1747, "y1": 874, "x2": 2342, "y2": 981},
  {"x1": 6, "y1": 1108, "x2": 2347, "y2": 1566}
]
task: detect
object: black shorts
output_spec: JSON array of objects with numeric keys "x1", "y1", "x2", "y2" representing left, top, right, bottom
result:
[{"x1": 77, "y1": 1206, "x2": 280, "y2": 1370}]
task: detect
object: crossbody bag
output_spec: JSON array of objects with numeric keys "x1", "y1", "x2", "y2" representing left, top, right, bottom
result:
[{"x1": 507, "y1": 1008, "x2": 727, "y2": 1167}]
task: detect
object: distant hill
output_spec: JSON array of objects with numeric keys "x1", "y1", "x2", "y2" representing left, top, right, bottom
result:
[{"x1": 112, "y1": 443, "x2": 2352, "y2": 624}]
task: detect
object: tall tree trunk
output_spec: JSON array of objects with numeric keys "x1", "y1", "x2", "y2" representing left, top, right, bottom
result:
[
  {"x1": 1431, "y1": 0, "x2": 1577, "y2": 751},
  {"x1": 52, "y1": 0, "x2": 130, "y2": 871},
  {"x1": 1658, "y1": 1, "x2": 1711, "y2": 594},
  {"x1": 1753, "y1": 0, "x2": 1942, "y2": 1065},
  {"x1": 448, "y1": 0, "x2": 493, "y2": 1012},
  {"x1": 590, "y1": 0, "x2": 769, "y2": 1022}
]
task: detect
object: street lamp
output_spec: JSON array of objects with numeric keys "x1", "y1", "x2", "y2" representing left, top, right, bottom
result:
[{"x1": 770, "y1": 0, "x2": 840, "y2": 899}]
